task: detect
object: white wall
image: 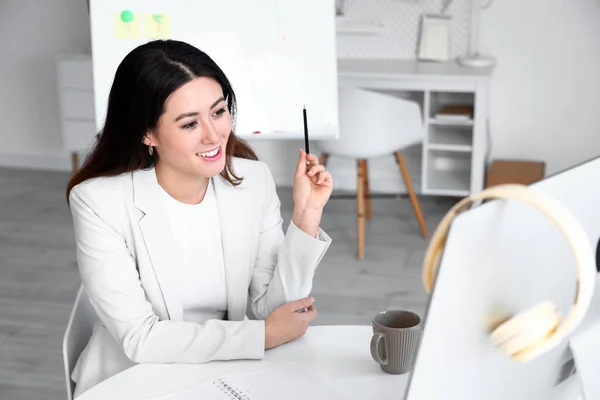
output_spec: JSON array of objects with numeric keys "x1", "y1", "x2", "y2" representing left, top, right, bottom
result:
[
  {"x1": 1, "y1": 0, "x2": 599, "y2": 190},
  {"x1": 0, "y1": 0, "x2": 91, "y2": 171},
  {"x1": 480, "y1": 0, "x2": 600, "y2": 174}
]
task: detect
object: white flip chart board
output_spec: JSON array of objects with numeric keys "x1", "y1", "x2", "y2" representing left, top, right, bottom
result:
[
  {"x1": 89, "y1": 0, "x2": 339, "y2": 140},
  {"x1": 406, "y1": 157, "x2": 600, "y2": 400}
]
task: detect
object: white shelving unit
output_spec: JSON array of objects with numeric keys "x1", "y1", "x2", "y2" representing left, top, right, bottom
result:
[
  {"x1": 423, "y1": 90, "x2": 477, "y2": 196},
  {"x1": 337, "y1": 58, "x2": 493, "y2": 197}
]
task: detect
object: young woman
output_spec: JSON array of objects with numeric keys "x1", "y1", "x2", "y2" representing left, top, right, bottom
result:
[{"x1": 66, "y1": 39, "x2": 333, "y2": 397}]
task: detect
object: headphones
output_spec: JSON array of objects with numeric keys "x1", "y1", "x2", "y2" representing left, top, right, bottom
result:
[{"x1": 422, "y1": 184, "x2": 596, "y2": 362}]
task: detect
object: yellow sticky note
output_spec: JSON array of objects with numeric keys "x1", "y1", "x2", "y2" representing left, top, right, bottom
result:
[
  {"x1": 114, "y1": 12, "x2": 141, "y2": 39},
  {"x1": 145, "y1": 13, "x2": 171, "y2": 39}
]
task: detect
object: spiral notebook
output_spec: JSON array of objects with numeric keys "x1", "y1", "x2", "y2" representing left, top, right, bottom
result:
[{"x1": 148, "y1": 363, "x2": 351, "y2": 400}]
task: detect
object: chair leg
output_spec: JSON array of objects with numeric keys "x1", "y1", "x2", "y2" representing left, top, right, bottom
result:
[
  {"x1": 363, "y1": 160, "x2": 372, "y2": 220},
  {"x1": 394, "y1": 151, "x2": 429, "y2": 239},
  {"x1": 71, "y1": 152, "x2": 79, "y2": 176},
  {"x1": 357, "y1": 160, "x2": 366, "y2": 260},
  {"x1": 320, "y1": 153, "x2": 329, "y2": 167}
]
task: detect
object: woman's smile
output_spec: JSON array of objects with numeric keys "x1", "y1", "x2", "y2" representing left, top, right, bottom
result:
[{"x1": 196, "y1": 146, "x2": 222, "y2": 162}]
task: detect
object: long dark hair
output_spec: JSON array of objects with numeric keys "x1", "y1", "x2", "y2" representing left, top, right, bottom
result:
[{"x1": 66, "y1": 39, "x2": 257, "y2": 201}]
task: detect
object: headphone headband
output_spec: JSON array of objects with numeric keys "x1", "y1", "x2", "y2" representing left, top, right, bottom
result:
[{"x1": 422, "y1": 184, "x2": 596, "y2": 361}]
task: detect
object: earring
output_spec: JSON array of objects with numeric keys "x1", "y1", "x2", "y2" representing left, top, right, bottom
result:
[{"x1": 148, "y1": 146, "x2": 154, "y2": 156}]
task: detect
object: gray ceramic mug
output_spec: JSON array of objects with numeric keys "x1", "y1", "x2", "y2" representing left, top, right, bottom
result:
[{"x1": 370, "y1": 310, "x2": 422, "y2": 374}]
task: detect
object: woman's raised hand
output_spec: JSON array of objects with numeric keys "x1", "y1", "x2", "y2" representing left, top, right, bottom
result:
[{"x1": 292, "y1": 149, "x2": 333, "y2": 237}]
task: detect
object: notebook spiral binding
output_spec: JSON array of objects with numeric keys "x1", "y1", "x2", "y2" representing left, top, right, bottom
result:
[{"x1": 213, "y1": 378, "x2": 251, "y2": 399}]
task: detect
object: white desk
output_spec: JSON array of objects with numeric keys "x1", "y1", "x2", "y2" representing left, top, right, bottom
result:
[
  {"x1": 338, "y1": 58, "x2": 494, "y2": 197},
  {"x1": 75, "y1": 324, "x2": 583, "y2": 400},
  {"x1": 76, "y1": 325, "x2": 407, "y2": 400}
]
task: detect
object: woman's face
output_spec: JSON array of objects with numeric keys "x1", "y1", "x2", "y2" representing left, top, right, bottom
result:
[{"x1": 145, "y1": 77, "x2": 232, "y2": 179}]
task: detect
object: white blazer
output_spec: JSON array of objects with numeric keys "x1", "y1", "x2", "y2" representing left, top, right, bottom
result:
[{"x1": 68, "y1": 157, "x2": 332, "y2": 397}]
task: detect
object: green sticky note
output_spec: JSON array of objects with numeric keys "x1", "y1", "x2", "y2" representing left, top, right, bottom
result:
[
  {"x1": 121, "y1": 10, "x2": 134, "y2": 23},
  {"x1": 115, "y1": 12, "x2": 140, "y2": 38},
  {"x1": 153, "y1": 14, "x2": 164, "y2": 24},
  {"x1": 145, "y1": 13, "x2": 171, "y2": 39}
]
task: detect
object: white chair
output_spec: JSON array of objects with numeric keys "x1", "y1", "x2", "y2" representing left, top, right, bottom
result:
[
  {"x1": 319, "y1": 85, "x2": 429, "y2": 260},
  {"x1": 63, "y1": 284, "x2": 96, "y2": 400}
]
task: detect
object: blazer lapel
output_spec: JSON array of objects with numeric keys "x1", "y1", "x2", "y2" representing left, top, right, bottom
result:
[
  {"x1": 212, "y1": 175, "x2": 251, "y2": 321},
  {"x1": 133, "y1": 168, "x2": 183, "y2": 321}
]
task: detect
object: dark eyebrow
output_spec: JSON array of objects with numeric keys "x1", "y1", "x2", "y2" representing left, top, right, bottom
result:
[
  {"x1": 173, "y1": 97, "x2": 225, "y2": 122},
  {"x1": 174, "y1": 112, "x2": 198, "y2": 122},
  {"x1": 210, "y1": 96, "x2": 225, "y2": 109}
]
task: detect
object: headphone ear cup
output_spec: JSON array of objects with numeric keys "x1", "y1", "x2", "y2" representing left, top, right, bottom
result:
[{"x1": 490, "y1": 301, "x2": 561, "y2": 359}]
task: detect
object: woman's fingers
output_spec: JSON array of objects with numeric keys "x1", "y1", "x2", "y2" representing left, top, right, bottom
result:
[
  {"x1": 295, "y1": 148, "x2": 308, "y2": 177},
  {"x1": 265, "y1": 299, "x2": 317, "y2": 349},
  {"x1": 288, "y1": 297, "x2": 315, "y2": 312},
  {"x1": 307, "y1": 164, "x2": 325, "y2": 177},
  {"x1": 316, "y1": 171, "x2": 332, "y2": 185},
  {"x1": 303, "y1": 305, "x2": 318, "y2": 323},
  {"x1": 306, "y1": 153, "x2": 320, "y2": 166}
]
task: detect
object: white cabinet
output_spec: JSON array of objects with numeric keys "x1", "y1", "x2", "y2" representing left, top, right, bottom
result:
[
  {"x1": 337, "y1": 58, "x2": 493, "y2": 197},
  {"x1": 56, "y1": 54, "x2": 96, "y2": 172}
]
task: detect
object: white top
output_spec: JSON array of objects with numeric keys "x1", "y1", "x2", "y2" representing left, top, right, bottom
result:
[{"x1": 160, "y1": 179, "x2": 228, "y2": 323}]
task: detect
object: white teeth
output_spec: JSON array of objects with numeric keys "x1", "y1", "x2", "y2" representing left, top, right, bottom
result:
[{"x1": 197, "y1": 148, "x2": 219, "y2": 157}]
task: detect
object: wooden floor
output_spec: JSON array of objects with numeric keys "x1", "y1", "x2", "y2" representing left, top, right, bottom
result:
[{"x1": 0, "y1": 166, "x2": 455, "y2": 400}]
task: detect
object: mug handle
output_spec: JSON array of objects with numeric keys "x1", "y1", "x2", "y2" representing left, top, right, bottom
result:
[{"x1": 370, "y1": 332, "x2": 388, "y2": 366}]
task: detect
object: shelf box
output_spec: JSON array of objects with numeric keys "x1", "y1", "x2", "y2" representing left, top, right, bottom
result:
[
  {"x1": 426, "y1": 150, "x2": 471, "y2": 195},
  {"x1": 428, "y1": 124, "x2": 473, "y2": 151},
  {"x1": 429, "y1": 91, "x2": 475, "y2": 121}
]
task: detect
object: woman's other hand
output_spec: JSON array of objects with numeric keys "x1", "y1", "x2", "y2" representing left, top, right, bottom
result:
[
  {"x1": 292, "y1": 149, "x2": 333, "y2": 237},
  {"x1": 264, "y1": 297, "x2": 317, "y2": 350}
]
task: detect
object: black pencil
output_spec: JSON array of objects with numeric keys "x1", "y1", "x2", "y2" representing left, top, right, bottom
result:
[{"x1": 303, "y1": 105, "x2": 309, "y2": 154}]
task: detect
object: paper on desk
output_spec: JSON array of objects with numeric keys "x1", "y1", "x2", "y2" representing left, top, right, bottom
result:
[
  {"x1": 569, "y1": 319, "x2": 600, "y2": 400},
  {"x1": 144, "y1": 377, "x2": 227, "y2": 400},
  {"x1": 145, "y1": 363, "x2": 351, "y2": 400}
]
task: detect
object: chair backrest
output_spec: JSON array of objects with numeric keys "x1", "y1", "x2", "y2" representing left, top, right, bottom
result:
[
  {"x1": 318, "y1": 85, "x2": 424, "y2": 159},
  {"x1": 63, "y1": 284, "x2": 96, "y2": 400}
]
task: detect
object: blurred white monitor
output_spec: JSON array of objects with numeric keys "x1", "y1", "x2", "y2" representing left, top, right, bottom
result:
[{"x1": 405, "y1": 156, "x2": 600, "y2": 399}]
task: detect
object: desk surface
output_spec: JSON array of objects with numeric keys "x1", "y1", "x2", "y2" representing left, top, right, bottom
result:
[
  {"x1": 77, "y1": 325, "x2": 407, "y2": 400},
  {"x1": 337, "y1": 58, "x2": 494, "y2": 81}
]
